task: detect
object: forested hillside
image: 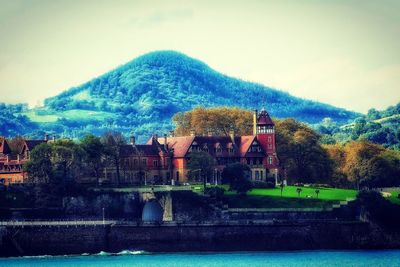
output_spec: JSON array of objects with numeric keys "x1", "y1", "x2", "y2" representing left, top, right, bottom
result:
[
  {"x1": 2, "y1": 51, "x2": 358, "y2": 141},
  {"x1": 316, "y1": 103, "x2": 400, "y2": 149}
]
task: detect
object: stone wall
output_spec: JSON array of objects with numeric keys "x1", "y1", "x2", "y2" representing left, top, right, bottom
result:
[{"x1": 1, "y1": 221, "x2": 400, "y2": 257}]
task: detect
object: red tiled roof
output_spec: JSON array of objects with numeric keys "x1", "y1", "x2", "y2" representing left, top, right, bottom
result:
[
  {"x1": 120, "y1": 138, "x2": 166, "y2": 157},
  {"x1": 239, "y1": 135, "x2": 255, "y2": 157},
  {"x1": 0, "y1": 137, "x2": 11, "y2": 154},
  {"x1": 18, "y1": 140, "x2": 47, "y2": 154},
  {"x1": 24, "y1": 140, "x2": 47, "y2": 150},
  {"x1": 154, "y1": 136, "x2": 195, "y2": 157}
]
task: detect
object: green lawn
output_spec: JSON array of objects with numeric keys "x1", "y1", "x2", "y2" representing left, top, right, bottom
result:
[
  {"x1": 248, "y1": 186, "x2": 357, "y2": 201},
  {"x1": 221, "y1": 185, "x2": 357, "y2": 209},
  {"x1": 387, "y1": 191, "x2": 400, "y2": 205}
]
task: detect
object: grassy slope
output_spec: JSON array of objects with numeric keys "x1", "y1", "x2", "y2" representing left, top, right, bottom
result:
[
  {"x1": 223, "y1": 186, "x2": 357, "y2": 209},
  {"x1": 21, "y1": 109, "x2": 114, "y2": 123}
]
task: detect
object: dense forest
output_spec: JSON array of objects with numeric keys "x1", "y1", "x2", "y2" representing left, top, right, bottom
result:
[
  {"x1": 316, "y1": 103, "x2": 400, "y2": 149},
  {"x1": 0, "y1": 51, "x2": 358, "y2": 142}
]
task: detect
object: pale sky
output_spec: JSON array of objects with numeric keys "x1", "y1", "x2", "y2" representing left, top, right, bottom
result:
[{"x1": 0, "y1": 0, "x2": 399, "y2": 113}]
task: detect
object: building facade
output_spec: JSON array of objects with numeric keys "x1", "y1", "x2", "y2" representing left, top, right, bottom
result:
[
  {"x1": 0, "y1": 137, "x2": 47, "y2": 185},
  {"x1": 103, "y1": 108, "x2": 279, "y2": 185}
]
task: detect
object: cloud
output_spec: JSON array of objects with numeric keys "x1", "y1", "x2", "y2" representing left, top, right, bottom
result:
[{"x1": 127, "y1": 8, "x2": 193, "y2": 28}]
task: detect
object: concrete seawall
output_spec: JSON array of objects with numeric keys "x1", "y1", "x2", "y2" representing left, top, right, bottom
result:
[{"x1": 1, "y1": 221, "x2": 400, "y2": 257}]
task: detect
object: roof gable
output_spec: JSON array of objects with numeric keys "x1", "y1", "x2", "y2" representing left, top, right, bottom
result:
[{"x1": 0, "y1": 137, "x2": 11, "y2": 154}]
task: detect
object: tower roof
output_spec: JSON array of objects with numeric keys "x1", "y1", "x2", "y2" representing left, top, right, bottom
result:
[{"x1": 257, "y1": 109, "x2": 274, "y2": 125}]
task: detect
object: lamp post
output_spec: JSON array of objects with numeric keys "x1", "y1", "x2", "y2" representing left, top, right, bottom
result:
[{"x1": 102, "y1": 207, "x2": 105, "y2": 225}]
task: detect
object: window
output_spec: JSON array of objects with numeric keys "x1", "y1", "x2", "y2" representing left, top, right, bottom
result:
[
  {"x1": 203, "y1": 144, "x2": 209, "y2": 152},
  {"x1": 153, "y1": 160, "x2": 158, "y2": 167},
  {"x1": 268, "y1": 137, "x2": 272, "y2": 142},
  {"x1": 142, "y1": 158, "x2": 147, "y2": 166},
  {"x1": 268, "y1": 144, "x2": 272, "y2": 149},
  {"x1": 255, "y1": 171, "x2": 260, "y2": 180},
  {"x1": 260, "y1": 170, "x2": 263, "y2": 179},
  {"x1": 268, "y1": 156, "x2": 273, "y2": 165},
  {"x1": 176, "y1": 171, "x2": 180, "y2": 181},
  {"x1": 215, "y1": 144, "x2": 222, "y2": 153}
]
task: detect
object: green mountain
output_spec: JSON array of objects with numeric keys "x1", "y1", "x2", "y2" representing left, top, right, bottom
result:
[{"x1": 3, "y1": 51, "x2": 359, "y2": 142}]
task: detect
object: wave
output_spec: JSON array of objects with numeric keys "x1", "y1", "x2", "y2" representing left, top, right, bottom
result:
[
  {"x1": 10, "y1": 250, "x2": 148, "y2": 259},
  {"x1": 95, "y1": 250, "x2": 148, "y2": 257}
]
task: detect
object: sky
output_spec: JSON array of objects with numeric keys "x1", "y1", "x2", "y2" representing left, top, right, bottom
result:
[{"x1": 0, "y1": 0, "x2": 399, "y2": 113}]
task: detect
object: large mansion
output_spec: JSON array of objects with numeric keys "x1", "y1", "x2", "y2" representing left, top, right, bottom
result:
[
  {"x1": 103, "y1": 108, "x2": 279, "y2": 185},
  {"x1": 0, "y1": 109, "x2": 279, "y2": 186}
]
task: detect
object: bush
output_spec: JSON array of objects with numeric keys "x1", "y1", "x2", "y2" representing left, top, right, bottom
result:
[
  {"x1": 357, "y1": 190, "x2": 400, "y2": 228},
  {"x1": 204, "y1": 187, "x2": 225, "y2": 199},
  {"x1": 252, "y1": 181, "x2": 275, "y2": 189}
]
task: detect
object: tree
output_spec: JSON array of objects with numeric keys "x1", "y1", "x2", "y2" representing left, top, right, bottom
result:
[
  {"x1": 80, "y1": 135, "x2": 104, "y2": 183},
  {"x1": 323, "y1": 144, "x2": 351, "y2": 188},
  {"x1": 296, "y1": 187, "x2": 302, "y2": 198},
  {"x1": 280, "y1": 182, "x2": 285, "y2": 197},
  {"x1": 173, "y1": 107, "x2": 253, "y2": 136},
  {"x1": 342, "y1": 141, "x2": 385, "y2": 188},
  {"x1": 275, "y1": 119, "x2": 333, "y2": 184},
  {"x1": 51, "y1": 139, "x2": 84, "y2": 183},
  {"x1": 25, "y1": 143, "x2": 53, "y2": 184},
  {"x1": 221, "y1": 163, "x2": 252, "y2": 195},
  {"x1": 187, "y1": 151, "x2": 216, "y2": 190},
  {"x1": 102, "y1": 132, "x2": 126, "y2": 185}
]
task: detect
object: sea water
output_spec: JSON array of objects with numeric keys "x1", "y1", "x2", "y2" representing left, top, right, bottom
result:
[{"x1": 0, "y1": 250, "x2": 399, "y2": 267}]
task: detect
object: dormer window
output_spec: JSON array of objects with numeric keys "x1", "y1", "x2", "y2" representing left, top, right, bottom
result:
[
  {"x1": 214, "y1": 143, "x2": 222, "y2": 153},
  {"x1": 202, "y1": 144, "x2": 209, "y2": 152},
  {"x1": 190, "y1": 141, "x2": 199, "y2": 152},
  {"x1": 250, "y1": 141, "x2": 262, "y2": 153}
]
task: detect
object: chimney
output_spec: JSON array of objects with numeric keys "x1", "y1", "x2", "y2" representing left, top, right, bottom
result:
[
  {"x1": 207, "y1": 130, "x2": 213, "y2": 137},
  {"x1": 253, "y1": 109, "x2": 258, "y2": 135},
  {"x1": 229, "y1": 129, "x2": 235, "y2": 144},
  {"x1": 190, "y1": 130, "x2": 195, "y2": 137},
  {"x1": 153, "y1": 134, "x2": 158, "y2": 140},
  {"x1": 44, "y1": 133, "x2": 49, "y2": 141},
  {"x1": 130, "y1": 135, "x2": 136, "y2": 145},
  {"x1": 17, "y1": 154, "x2": 20, "y2": 162},
  {"x1": 163, "y1": 134, "x2": 168, "y2": 150},
  {"x1": 169, "y1": 130, "x2": 175, "y2": 137}
]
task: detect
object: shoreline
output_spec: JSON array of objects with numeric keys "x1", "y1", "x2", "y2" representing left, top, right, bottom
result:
[{"x1": 1, "y1": 221, "x2": 400, "y2": 257}]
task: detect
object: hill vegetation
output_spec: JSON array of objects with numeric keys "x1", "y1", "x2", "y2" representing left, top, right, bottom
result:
[
  {"x1": 1, "y1": 51, "x2": 358, "y2": 142},
  {"x1": 316, "y1": 103, "x2": 400, "y2": 149}
]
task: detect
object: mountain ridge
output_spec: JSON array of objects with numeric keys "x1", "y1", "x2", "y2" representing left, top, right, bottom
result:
[{"x1": 3, "y1": 50, "x2": 359, "y2": 141}]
